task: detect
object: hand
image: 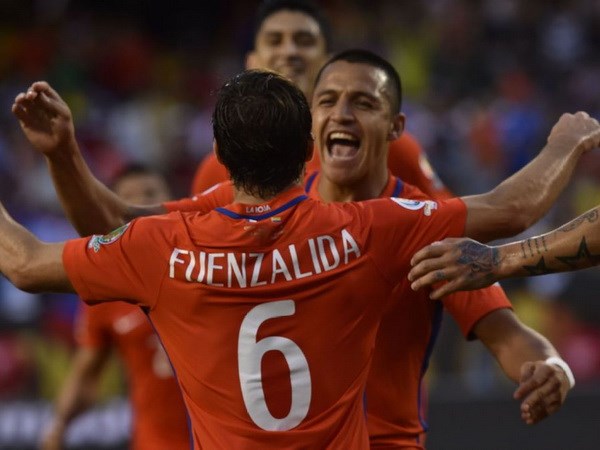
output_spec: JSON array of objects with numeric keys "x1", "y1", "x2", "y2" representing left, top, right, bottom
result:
[
  {"x1": 547, "y1": 111, "x2": 600, "y2": 153},
  {"x1": 408, "y1": 238, "x2": 500, "y2": 299},
  {"x1": 513, "y1": 361, "x2": 571, "y2": 425},
  {"x1": 11, "y1": 81, "x2": 75, "y2": 157}
]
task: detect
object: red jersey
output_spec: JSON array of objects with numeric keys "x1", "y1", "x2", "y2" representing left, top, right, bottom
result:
[
  {"x1": 64, "y1": 187, "x2": 466, "y2": 450},
  {"x1": 168, "y1": 174, "x2": 511, "y2": 448},
  {"x1": 76, "y1": 302, "x2": 189, "y2": 450},
  {"x1": 190, "y1": 133, "x2": 450, "y2": 198}
]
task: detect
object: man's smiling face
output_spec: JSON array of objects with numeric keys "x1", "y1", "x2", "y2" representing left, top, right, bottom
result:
[{"x1": 312, "y1": 60, "x2": 402, "y2": 187}]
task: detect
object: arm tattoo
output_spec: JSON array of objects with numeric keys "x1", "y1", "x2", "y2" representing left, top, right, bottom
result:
[
  {"x1": 526, "y1": 239, "x2": 534, "y2": 257},
  {"x1": 556, "y1": 237, "x2": 600, "y2": 268},
  {"x1": 534, "y1": 237, "x2": 542, "y2": 255},
  {"x1": 523, "y1": 257, "x2": 554, "y2": 276},
  {"x1": 541, "y1": 235, "x2": 548, "y2": 252},
  {"x1": 456, "y1": 241, "x2": 500, "y2": 277},
  {"x1": 558, "y1": 209, "x2": 599, "y2": 232}
]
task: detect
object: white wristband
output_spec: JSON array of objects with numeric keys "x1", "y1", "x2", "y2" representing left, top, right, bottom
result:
[{"x1": 545, "y1": 356, "x2": 575, "y2": 389}]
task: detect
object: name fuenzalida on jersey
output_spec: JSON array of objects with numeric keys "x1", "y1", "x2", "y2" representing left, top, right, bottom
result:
[{"x1": 168, "y1": 229, "x2": 361, "y2": 288}]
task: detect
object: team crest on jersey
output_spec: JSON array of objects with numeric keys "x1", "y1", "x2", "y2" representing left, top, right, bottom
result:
[
  {"x1": 391, "y1": 198, "x2": 438, "y2": 216},
  {"x1": 88, "y1": 223, "x2": 130, "y2": 253}
]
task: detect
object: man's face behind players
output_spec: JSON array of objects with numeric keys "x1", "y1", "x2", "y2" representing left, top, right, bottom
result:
[
  {"x1": 246, "y1": 10, "x2": 327, "y2": 99},
  {"x1": 312, "y1": 60, "x2": 404, "y2": 187},
  {"x1": 114, "y1": 173, "x2": 171, "y2": 205}
]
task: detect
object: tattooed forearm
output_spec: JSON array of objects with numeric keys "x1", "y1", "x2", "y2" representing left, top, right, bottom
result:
[
  {"x1": 456, "y1": 241, "x2": 500, "y2": 276},
  {"x1": 521, "y1": 238, "x2": 544, "y2": 258},
  {"x1": 555, "y1": 237, "x2": 600, "y2": 268},
  {"x1": 522, "y1": 257, "x2": 554, "y2": 276},
  {"x1": 541, "y1": 235, "x2": 548, "y2": 252},
  {"x1": 527, "y1": 239, "x2": 534, "y2": 257},
  {"x1": 558, "y1": 208, "x2": 599, "y2": 232},
  {"x1": 534, "y1": 237, "x2": 541, "y2": 255},
  {"x1": 520, "y1": 236, "x2": 600, "y2": 275}
]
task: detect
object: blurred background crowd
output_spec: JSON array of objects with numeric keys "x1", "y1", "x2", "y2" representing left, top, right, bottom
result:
[{"x1": 0, "y1": 0, "x2": 599, "y2": 448}]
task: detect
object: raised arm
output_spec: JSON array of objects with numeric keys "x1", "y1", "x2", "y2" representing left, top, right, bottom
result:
[
  {"x1": 12, "y1": 82, "x2": 166, "y2": 236},
  {"x1": 460, "y1": 112, "x2": 600, "y2": 242},
  {"x1": 408, "y1": 206, "x2": 600, "y2": 299},
  {"x1": 40, "y1": 346, "x2": 110, "y2": 450}
]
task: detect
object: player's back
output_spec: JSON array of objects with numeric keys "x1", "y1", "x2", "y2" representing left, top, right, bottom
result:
[{"x1": 151, "y1": 187, "x2": 407, "y2": 449}]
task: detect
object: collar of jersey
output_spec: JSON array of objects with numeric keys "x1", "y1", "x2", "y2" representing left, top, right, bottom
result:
[
  {"x1": 215, "y1": 186, "x2": 308, "y2": 221},
  {"x1": 382, "y1": 174, "x2": 403, "y2": 197}
]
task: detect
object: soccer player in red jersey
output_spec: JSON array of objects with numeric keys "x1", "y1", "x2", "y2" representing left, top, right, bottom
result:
[
  {"x1": 409, "y1": 205, "x2": 600, "y2": 299},
  {"x1": 12, "y1": 71, "x2": 600, "y2": 448},
  {"x1": 190, "y1": 0, "x2": 450, "y2": 199},
  {"x1": 41, "y1": 165, "x2": 190, "y2": 450}
]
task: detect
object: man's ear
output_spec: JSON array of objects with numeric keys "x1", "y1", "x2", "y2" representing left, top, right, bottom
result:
[{"x1": 388, "y1": 113, "x2": 406, "y2": 141}]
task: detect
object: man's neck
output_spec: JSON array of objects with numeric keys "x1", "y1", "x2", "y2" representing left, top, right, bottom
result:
[{"x1": 317, "y1": 173, "x2": 389, "y2": 203}]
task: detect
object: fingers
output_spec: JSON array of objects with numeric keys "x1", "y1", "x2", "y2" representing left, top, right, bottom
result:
[
  {"x1": 513, "y1": 362, "x2": 536, "y2": 399},
  {"x1": 514, "y1": 362, "x2": 567, "y2": 425},
  {"x1": 409, "y1": 240, "x2": 449, "y2": 267},
  {"x1": 12, "y1": 81, "x2": 68, "y2": 125}
]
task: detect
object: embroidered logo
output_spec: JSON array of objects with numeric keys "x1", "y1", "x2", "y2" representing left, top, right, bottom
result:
[
  {"x1": 391, "y1": 198, "x2": 438, "y2": 216},
  {"x1": 88, "y1": 223, "x2": 131, "y2": 253}
]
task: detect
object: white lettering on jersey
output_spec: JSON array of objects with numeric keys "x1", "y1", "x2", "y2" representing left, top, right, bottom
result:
[
  {"x1": 245, "y1": 205, "x2": 272, "y2": 214},
  {"x1": 168, "y1": 229, "x2": 361, "y2": 288}
]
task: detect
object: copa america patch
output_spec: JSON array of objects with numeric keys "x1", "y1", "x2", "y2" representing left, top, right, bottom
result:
[
  {"x1": 88, "y1": 223, "x2": 131, "y2": 253},
  {"x1": 391, "y1": 198, "x2": 438, "y2": 216}
]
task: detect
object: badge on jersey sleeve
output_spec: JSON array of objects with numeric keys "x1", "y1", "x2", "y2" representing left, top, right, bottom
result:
[
  {"x1": 88, "y1": 223, "x2": 131, "y2": 253},
  {"x1": 391, "y1": 198, "x2": 438, "y2": 216}
]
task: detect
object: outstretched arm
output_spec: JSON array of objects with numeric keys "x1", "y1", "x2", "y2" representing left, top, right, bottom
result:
[
  {"x1": 40, "y1": 347, "x2": 110, "y2": 450},
  {"x1": 408, "y1": 206, "x2": 600, "y2": 299},
  {"x1": 460, "y1": 112, "x2": 600, "y2": 242},
  {"x1": 474, "y1": 309, "x2": 573, "y2": 425},
  {"x1": 0, "y1": 200, "x2": 72, "y2": 292},
  {"x1": 12, "y1": 82, "x2": 166, "y2": 236}
]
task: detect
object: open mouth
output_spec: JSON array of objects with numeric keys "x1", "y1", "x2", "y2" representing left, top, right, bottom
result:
[{"x1": 326, "y1": 131, "x2": 361, "y2": 160}]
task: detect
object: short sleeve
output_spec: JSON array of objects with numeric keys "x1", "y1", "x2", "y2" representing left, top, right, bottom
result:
[
  {"x1": 443, "y1": 283, "x2": 512, "y2": 339},
  {"x1": 63, "y1": 215, "x2": 181, "y2": 310}
]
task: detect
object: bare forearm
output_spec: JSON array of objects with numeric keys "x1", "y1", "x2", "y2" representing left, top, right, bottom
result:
[
  {"x1": 497, "y1": 206, "x2": 600, "y2": 278},
  {"x1": 44, "y1": 139, "x2": 132, "y2": 235},
  {"x1": 488, "y1": 328, "x2": 557, "y2": 382},
  {"x1": 463, "y1": 141, "x2": 585, "y2": 242},
  {"x1": 0, "y1": 202, "x2": 72, "y2": 292},
  {"x1": 476, "y1": 310, "x2": 558, "y2": 382}
]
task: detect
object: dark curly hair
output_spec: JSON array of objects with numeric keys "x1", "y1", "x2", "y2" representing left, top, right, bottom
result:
[{"x1": 213, "y1": 70, "x2": 312, "y2": 198}]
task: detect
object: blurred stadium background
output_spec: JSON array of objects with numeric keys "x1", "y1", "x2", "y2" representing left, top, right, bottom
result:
[{"x1": 0, "y1": 0, "x2": 599, "y2": 448}]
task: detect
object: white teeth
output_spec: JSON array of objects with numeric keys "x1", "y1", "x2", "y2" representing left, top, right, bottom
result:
[{"x1": 329, "y1": 132, "x2": 357, "y2": 142}]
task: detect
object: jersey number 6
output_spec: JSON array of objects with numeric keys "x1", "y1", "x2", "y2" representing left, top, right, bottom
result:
[{"x1": 238, "y1": 300, "x2": 312, "y2": 431}]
